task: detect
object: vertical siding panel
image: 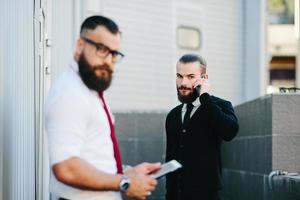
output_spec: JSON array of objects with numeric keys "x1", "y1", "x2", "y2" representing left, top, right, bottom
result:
[
  {"x1": 204, "y1": 0, "x2": 244, "y2": 105},
  {"x1": 51, "y1": 0, "x2": 75, "y2": 81},
  {"x1": 50, "y1": 0, "x2": 246, "y2": 110},
  {"x1": 0, "y1": 1, "x2": 4, "y2": 199},
  {"x1": 1, "y1": 0, "x2": 36, "y2": 199},
  {"x1": 102, "y1": 0, "x2": 175, "y2": 111}
]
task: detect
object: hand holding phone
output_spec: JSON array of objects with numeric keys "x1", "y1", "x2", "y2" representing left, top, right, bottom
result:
[{"x1": 193, "y1": 74, "x2": 210, "y2": 95}]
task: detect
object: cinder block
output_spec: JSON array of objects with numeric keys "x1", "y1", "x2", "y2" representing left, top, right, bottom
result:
[
  {"x1": 135, "y1": 113, "x2": 167, "y2": 140},
  {"x1": 272, "y1": 135, "x2": 300, "y2": 172},
  {"x1": 222, "y1": 136, "x2": 272, "y2": 174},
  {"x1": 272, "y1": 95, "x2": 300, "y2": 136},
  {"x1": 234, "y1": 96, "x2": 272, "y2": 138},
  {"x1": 269, "y1": 176, "x2": 300, "y2": 200},
  {"x1": 115, "y1": 113, "x2": 139, "y2": 138},
  {"x1": 222, "y1": 169, "x2": 265, "y2": 200}
]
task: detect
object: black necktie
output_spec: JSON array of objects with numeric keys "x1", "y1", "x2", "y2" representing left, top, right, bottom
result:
[{"x1": 183, "y1": 103, "x2": 194, "y2": 128}]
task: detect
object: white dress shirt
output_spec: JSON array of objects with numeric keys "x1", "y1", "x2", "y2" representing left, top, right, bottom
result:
[
  {"x1": 181, "y1": 98, "x2": 201, "y2": 122},
  {"x1": 45, "y1": 59, "x2": 121, "y2": 200}
]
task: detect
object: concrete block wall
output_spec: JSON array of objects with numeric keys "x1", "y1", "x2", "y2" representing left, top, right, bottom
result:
[
  {"x1": 221, "y1": 94, "x2": 300, "y2": 200},
  {"x1": 114, "y1": 94, "x2": 300, "y2": 200},
  {"x1": 115, "y1": 112, "x2": 167, "y2": 200}
]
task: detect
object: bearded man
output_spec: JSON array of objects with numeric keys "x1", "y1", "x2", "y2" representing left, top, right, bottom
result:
[
  {"x1": 165, "y1": 54, "x2": 239, "y2": 200},
  {"x1": 45, "y1": 15, "x2": 160, "y2": 200}
]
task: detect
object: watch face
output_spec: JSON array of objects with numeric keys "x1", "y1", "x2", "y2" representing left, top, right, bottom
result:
[
  {"x1": 120, "y1": 176, "x2": 130, "y2": 192},
  {"x1": 121, "y1": 182, "x2": 129, "y2": 191}
]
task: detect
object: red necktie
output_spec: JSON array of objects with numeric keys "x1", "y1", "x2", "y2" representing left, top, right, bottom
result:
[{"x1": 99, "y1": 92, "x2": 123, "y2": 174}]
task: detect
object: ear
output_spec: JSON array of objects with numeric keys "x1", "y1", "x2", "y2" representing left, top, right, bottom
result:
[{"x1": 75, "y1": 38, "x2": 84, "y2": 54}]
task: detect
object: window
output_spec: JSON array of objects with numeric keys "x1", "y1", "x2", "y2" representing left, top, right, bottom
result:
[
  {"x1": 177, "y1": 26, "x2": 201, "y2": 50},
  {"x1": 269, "y1": 0, "x2": 295, "y2": 24}
]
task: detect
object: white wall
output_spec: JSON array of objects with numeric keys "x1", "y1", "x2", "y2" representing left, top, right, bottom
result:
[
  {"x1": 0, "y1": 3, "x2": 3, "y2": 199},
  {"x1": 51, "y1": 0, "x2": 79, "y2": 81},
  {"x1": 244, "y1": 0, "x2": 267, "y2": 101},
  {"x1": 50, "y1": 0, "x2": 264, "y2": 110},
  {"x1": 204, "y1": 0, "x2": 244, "y2": 105},
  {"x1": 101, "y1": 0, "x2": 175, "y2": 111},
  {"x1": 0, "y1": 0, "x2": 36, "y2": 199},
  {"x1": 174, "y1": 0, "x2": 244, "y2": 105}
]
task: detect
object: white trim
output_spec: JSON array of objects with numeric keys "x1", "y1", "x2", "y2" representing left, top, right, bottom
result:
[
  {"x1": 296, "y1": 0, "x2": 300, "y2": 88},
  {"x1": 0, "y1": 29, "x2": 3, "y2": 200},
  {"x1": 259, "y1": 0, "x2": 267, "y2": 96}
]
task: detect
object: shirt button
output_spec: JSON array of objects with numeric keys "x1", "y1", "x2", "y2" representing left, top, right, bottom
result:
[
  {"x1": 182, "y1": 129, "x2": 186, "y2": 133},
  {"x1": 180, "y1": 144, "x2": 184, "y2": 148}
]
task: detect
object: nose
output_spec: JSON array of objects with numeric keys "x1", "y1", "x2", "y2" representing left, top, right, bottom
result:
[{"x1": 181, "y1": 77, "x2": 189, "y2": 86}]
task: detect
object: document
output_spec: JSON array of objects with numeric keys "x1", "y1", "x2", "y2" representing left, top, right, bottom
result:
[{"x1": 152, "y1": 160, "x2": 182, "y2": 179}]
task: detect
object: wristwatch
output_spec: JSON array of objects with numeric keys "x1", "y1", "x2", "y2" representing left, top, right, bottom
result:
[{"x1": 119, "y1": 175, "x2": 130, "y2": 193}]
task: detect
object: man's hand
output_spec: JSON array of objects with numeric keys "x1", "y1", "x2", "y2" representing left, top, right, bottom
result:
[
  {"x1": 124, "y1": 168, "x2": 158, "y2": 200},
  {"x1": 193, "y1": 74, "x2": 211, "y2": 96},
  {"x1": 125, "y1": 173, "x2": 157, "y2": 200},
  {"x1": 131, "y1": 162, "x2": 161, "y2": 174}
]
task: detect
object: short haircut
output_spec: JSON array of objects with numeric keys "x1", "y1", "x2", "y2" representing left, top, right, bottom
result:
[
  {"x1": 178, "y1": 54, "x2": 207, "y2": 68},
  {"x1": 80, "y1": 15, "x2": 120, "y2": 36}
]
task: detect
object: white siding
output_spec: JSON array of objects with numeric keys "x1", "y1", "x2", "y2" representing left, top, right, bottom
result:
[
  {"x1": 51, "y1": 0, "x2": 79, "y2": 81},
  {"x1": 203, "y1": 0, "x2": 244, "y2": 105},
  {"x1": 49, "y1": 0, "x2": 263, "y2": 109},
  {"x1": 1, "y1": 0, "x2": 36, "y2": 199},
  {"x1": 0, "y1": 4, "x2": 3, "y2": 199},
  {"x1": 101, "y1": 0, "x2": 174, "y2": 111},
  {"x1": 50, "y1": 0, "x2": 175, "y2": 111},
  {"x1": 244, "y1": 0, "x2": 267, "y2": 101}
]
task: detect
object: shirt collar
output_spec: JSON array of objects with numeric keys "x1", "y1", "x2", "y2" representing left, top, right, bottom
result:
[
  {"x1": 182, "y1": 97, "x2": 201, "y2": 110},
  {"x1": 191, "y1": 97, "x2": 201, "y2": 107}
]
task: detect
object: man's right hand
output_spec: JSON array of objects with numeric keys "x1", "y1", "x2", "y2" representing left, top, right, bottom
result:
[{"x1": 124, "y1": 169, "x2": 158, "y2": 200}]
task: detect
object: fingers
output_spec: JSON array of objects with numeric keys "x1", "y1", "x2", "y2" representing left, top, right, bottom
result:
[
  {"x1": 148, "y1": 178, "x2": 157, "y2": 187},
  {"x1": 134, "y1": 162, "x2": 161, "y2": 174},
  {"x1": 193, "y1": 77, "x2": 206, "y2": 88},
  {"x1": 139, "y1": 190, "x2": 152, "y2": 200},
  {"x1": 125, "y1": 172, "x2": 157, "y2": 200},
  {"x1": 144, "y1": 162, "x2": 161, "y2": 174}
]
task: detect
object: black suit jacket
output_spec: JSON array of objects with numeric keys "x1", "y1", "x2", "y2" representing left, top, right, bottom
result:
[{"x1": 165, "y1": 93, "x2": 239, "y2": 200}]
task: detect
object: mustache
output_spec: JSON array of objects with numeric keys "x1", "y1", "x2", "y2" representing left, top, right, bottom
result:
[
  {"x1": 93, "y1": 65, "x2": 113, "y2": 74},
  {"x1": 178, "y1": 86, "x2": 193, "y2": 90}
]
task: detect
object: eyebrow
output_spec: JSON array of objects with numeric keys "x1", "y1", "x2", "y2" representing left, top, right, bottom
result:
[{"x1": 177, "y1": 73, "x2": 195, "y2": 76}]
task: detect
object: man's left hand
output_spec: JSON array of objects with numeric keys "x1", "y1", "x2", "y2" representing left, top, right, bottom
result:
[{"x1": 194, "y1": 76, "x2": 211, "y2": 96}]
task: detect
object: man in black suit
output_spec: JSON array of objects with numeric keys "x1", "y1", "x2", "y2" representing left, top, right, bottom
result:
[{"x1": 165, "y1": 54, "x2": 239, "y2": 200}]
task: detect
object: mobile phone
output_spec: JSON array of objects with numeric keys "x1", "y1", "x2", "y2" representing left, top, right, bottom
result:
[
  {"x1": 194, "y1": 85, "x2": 201, "y2": 96},
  {"x1": 152, "y1": 160, "x2": 182, "y2": 179}
]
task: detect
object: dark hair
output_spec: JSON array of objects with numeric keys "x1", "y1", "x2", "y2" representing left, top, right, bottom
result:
[
  {"x1": 80, "y1": 15, "x2": 120, "y2": 36},
  {"x1": 178, "y1": 54, "x2": 207, "y2": 68}
]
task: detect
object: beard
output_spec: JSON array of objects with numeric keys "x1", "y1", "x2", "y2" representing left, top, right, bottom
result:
[
  {"x1": 177, "y1": 86, "x2": 199, "y2": 103},
  {"x1": 78, "y1": 54, "x2": 113, "y2": 92}
]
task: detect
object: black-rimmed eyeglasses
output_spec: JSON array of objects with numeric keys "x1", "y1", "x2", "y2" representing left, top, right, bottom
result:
[{"x1": 81, "y1": 37, "x2": 125, "y2": 63}]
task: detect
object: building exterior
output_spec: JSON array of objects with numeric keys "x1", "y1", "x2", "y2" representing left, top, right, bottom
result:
[{"x1": 0, "y1": 0, "x2": 267, "y2": 199}]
